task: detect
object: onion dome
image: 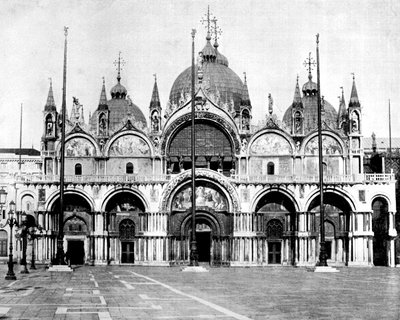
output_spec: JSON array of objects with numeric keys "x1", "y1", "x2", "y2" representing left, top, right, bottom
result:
[
  {"x1": 214, "y1": 40, "x2": 228, "y2": 67},
  {"x1": 168, "y1": 34, "x2": 245, "y2": 113},
  {"x1": 283, "y1": 74, "x2": 338, "y2": 133},
  {"x1": 110, "y1": 78, "x2": 127, "y2": 99},
  {"x1": 44, "y1": 79, "x2": 56, "y2": 111},
  {"x1": 302, "y1": 72, "x2": 318, "y2": 95}
]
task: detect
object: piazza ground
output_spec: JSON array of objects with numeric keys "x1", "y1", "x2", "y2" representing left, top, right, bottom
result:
[{"x1": 0, "y1": 265, "x2": 399, "y2": 319}]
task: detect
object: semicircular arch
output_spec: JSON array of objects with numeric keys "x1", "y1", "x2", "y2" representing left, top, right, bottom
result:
[
  {"x1": 160, "y1": 169, "x2": 239, "y2": 213},
  {"x1": 305, "y1": 188, "x2": 356, "y2": 212},
  {"x1": 56, "y1": 133, "x2": 100, "y2": 157},
  {"x1": 101, "y1": 187, "x2": 149, "y2": 213},
  {"x1": 250, "y1": 187, "x2": 299, "y2": 213},
  {"x1": 248, "y1": 129, "x2": 295, "y2": 156},
  {"x1": 160, "y1": 113, "x2": 240, "y2": 156},
  {"x1": 46, "y1": 189, "x2": 95, "y2": 212},
  {"x1": 301, "y1": 131, "x2": 346, "y2": 155},
  {"x1": 104, "y1": 131, "x2": 154, "y2": 157}
]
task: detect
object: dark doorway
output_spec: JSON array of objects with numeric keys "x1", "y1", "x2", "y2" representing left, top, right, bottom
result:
[
  {"x1": 121, "y1": 242, "x2": 135, "y2": 263},
  {"x1": 68, "y1": 240, "x2": 84, "y2": 265},
  {"x1": 268, "y1": 242, "x2": 281, "y2": 264},
  {"x1": 196, "y1": 231, "x2": 211, "y2": 262}
]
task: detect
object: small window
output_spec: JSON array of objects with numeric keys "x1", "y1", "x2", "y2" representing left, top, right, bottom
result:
[
  {"x1": 267, "y1": 162, "x2": 275, "y2": 175},
  {"x1": 75, "y1": 163, "x2": 82, "y2": 175},
  {"x1": 126, "y1": 162, "x2": 134, "y2": 174}
]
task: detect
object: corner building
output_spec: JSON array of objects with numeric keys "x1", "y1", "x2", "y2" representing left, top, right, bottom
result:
[{"x1": 16, "y1": 25, "x2": 397, "y2": 267}]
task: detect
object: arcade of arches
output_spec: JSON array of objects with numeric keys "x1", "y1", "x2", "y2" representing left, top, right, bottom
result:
[{"x1": 26, "y1": 187, "x2": 396, "y2": 267}]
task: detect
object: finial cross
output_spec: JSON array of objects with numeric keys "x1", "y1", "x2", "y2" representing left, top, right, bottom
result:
[
  {"x1": 200, "y1": 5, "x2": 212, "y2": 34},
  {"x1": 303, "y1": 52, "x2": 316, "y2": 74},
  {"x1": 211, "y1": 18, "x2": 222, "y2": 42},
  {"x1": 113, "y1": 51, "x2": 125, "y2": 82}
]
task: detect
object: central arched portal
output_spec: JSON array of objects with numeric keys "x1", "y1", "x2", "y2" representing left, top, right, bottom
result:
[{"x1": 170, "y1": 181, "x2": 232, "y2": 266}]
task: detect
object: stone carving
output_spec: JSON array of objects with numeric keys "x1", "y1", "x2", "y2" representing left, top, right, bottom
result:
[
  {"x1": 241, "y1": 138, "x2": 248, "y2": 154},
  {"x1": 160, "y1": 169, "x2": 239, "y2": 212},
  {"x1": 65, "y1": 138, "x2": 95, "y2": 157},
  {"x1": 172, "y1": 185, "x2": 227, "y2": 211},
  {"x1": 109, "y1": 135, "x2": 150, "y2": 156},
  {"x1": 250, "y1": 133, "x2": 292, "y2": 155}
]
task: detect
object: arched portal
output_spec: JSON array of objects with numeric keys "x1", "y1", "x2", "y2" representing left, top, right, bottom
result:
[
  {"x1": 51, "y1": 193, "x2": 92, "y2": 265},
  {"x1": 372, "y1": 198, "x2": 388, "y2": 266},
  {"x1": 104, "y1": 191, "x2": 145, "y2": 264},
  {"x1": 255, "y1": 192, "x2": 296, "y2": 265},
  {"x1": 308, "y1": 193, "x2": 351, "y2": 266},
  {"x1": 0, "y1": 230, "x2": 7, "y2": 257}
]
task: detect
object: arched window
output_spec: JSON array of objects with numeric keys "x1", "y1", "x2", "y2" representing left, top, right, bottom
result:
[
  {"x1": 266, "y1": 219, "x2": 283, "y2": 238},
  {"x1": 267, "y1": 162, "x2": 275, "y2": 175},
  {"x1": 45, "y1": 114, "x2": 53, "y2": 136},
  {"x1": 119, "y1": 219, "x2": 135, "y2": 240},
  {"x1": 0, "y1": 230, "x2": 7, "y2": 256},
  {"x1": 241, "y1": 109, "x2": 250, "y2": 130},
  {"x1": 126, "y1": 162, "x2": 134, "y2": 174},
  {"x1": 75, "y1": 163, "x2": 82, "y2": 175},
  {"x1": 294, "y1": 111, "x2": 303, "y2": 134}
]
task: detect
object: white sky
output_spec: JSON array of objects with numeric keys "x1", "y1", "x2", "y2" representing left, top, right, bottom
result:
[{"x1": 0, "y1": 0, "x2": 399, "y2": 149}]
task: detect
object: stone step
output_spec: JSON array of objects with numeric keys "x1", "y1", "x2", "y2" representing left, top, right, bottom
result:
[{"x1": 47, "y1": 265, "x2": 73, "y2": 272}]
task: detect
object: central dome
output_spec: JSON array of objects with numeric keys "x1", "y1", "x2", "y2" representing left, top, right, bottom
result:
[{"x1": 169, "y1": 38, "x2": 245, "y2": 113}]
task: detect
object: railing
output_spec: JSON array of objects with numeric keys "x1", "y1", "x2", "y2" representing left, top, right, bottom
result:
[
  {"x1": 12, "y1": 172, "x2": 396, "y2": 184},
  {"x1": 230, "y1": 173, "x2": 395, "y2": 184},
  {"x1": 15, "y1": 174, "x2": 170, "y2": 184}
]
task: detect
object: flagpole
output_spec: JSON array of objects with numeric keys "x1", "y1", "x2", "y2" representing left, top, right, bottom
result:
[
  {"x1": 56, "y1": 26, "x2": 68, "y2": 265},
  {"x1": 189, "y1": 28, "x2": 199, "y2": 266},
  {"x1": 316, "y1": 34, "x2": 327, "y2": 267}
]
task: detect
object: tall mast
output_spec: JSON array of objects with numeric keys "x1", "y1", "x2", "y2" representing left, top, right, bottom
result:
[
  {"x1": 189, "y1": 28, "x2": 199, "y2": 266},
  {"x1": 18, "y1": 103, "x2": 23, "y2": 172},
  {"x1": 316, "y1": 34, "x2": 327, "y2": 267},
  {"x1": 389, "y1": 99, "x2": 392, "y2": 168},
  {"x1": 56, "y1": 26, "x2": 68, "y2": 265}
]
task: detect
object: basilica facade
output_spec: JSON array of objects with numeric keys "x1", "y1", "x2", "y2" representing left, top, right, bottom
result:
[{"x1": 2, "y1": 22, "x2": 398, "y2": 268}]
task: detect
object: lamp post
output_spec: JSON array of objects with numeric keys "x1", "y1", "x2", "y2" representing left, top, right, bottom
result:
[
  {"x1": 19, "y1": 212, "x2": 29, "y2": 274},
  {"x1": 2, "y1": 201, "x2": 18, "y2": 280}
]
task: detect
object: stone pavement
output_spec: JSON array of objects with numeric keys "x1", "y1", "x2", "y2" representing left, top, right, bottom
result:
[{"x1": 0, "y1": 264, "x2": 399, "y2": 319}]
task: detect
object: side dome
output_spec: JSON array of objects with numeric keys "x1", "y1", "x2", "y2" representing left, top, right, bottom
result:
[
  {"x1": 282, "y1": 75, "x2": 338, "y2": 133},
  {"x1": 168, "y1": 37, "x2": 245, "y2": 113}
]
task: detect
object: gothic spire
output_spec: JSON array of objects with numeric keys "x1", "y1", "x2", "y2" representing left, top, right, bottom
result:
[
  {"x1": 98, "y1": 77, "x2": 108, "y2": 109},
  {"x1": 338, "y1": 87, "x2": 347, "y2": 127},
  {"x1": 45, "y1": 78, "x2": 56, "y2": 111},
  {"x1": 241, "y1": 72, "x2": 251, "y2": 107},
  {"x1": 150, "y1": 73, "x2": 161, "y2": 109},
  {"x1": 349, "y1": 73, "x2": 360, "y2": 108},
  {"x1": 292, "y1": 75, "x2": 303, "y2": 106}
]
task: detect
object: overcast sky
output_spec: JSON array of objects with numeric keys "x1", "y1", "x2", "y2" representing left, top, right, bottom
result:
[{"x1": 0, "y1": 0, "x2": 399, "y2": 149}]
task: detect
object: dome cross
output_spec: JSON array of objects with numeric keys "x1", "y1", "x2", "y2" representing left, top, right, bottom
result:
[
  {"x1": 211, "y1": 17, "x2": 222, "y2": 43},
  {"x1": 113, "y1": 51, "x2": 125, "y2": 83},
  {"x1": 200, "y1": 5, "x2": 213, "y2": 38},
  {"x1": 303, "y1": 52, "x2": 316, "y2": 78}
]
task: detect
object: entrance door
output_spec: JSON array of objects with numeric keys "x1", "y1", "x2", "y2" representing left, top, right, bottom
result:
[
  {"x1": 268, "y1": 242, "x2": 281, "y2": 264},
  {"x1": 121, "y1": 242, "x2": 135, "y2": 263},
  {"x1": 68, "y1": 240, "x2": 84, "y2": 265},
  {"x1": 196, "y1": 231, "x2": 211, "y2": 262}
]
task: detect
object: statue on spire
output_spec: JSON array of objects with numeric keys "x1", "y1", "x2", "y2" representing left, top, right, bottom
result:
[{"x1": 268, "y1": 93, "x2": 274, "y2": 115}]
